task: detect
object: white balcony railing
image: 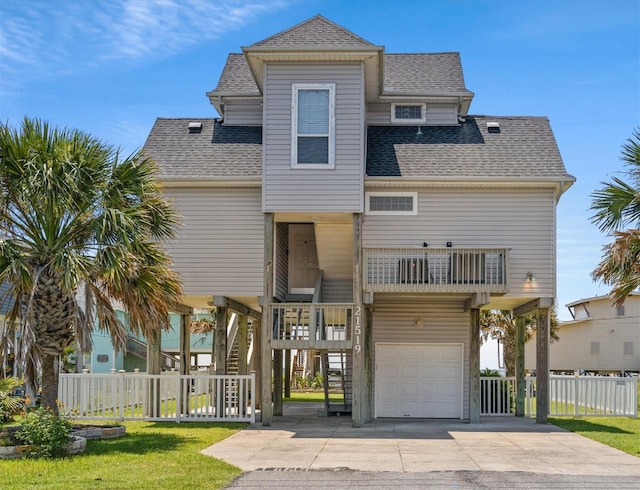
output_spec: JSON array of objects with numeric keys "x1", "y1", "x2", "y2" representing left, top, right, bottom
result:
[
  {"x1": 271, "y1": 303, "x2": 354, "y2": 349},
  {"x1": 364, "y1": 247, "x2": 509, "y2": 293}
]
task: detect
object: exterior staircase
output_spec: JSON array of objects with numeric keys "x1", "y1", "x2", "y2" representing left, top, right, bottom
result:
[
  {"x1": 125, "y1": 336, "x2": 180, "y2": 371},
  {"x1": 322, "y1": 350, "x2": 352, "y2": 416},
  {"x1": 226, "y1": 316, "x2": 253, "y2": 374}
]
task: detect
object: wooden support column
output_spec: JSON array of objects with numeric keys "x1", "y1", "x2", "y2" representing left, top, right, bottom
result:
[
  {"x1": 261, "y1": 213, "x2": 274, "y2": 425},
  {"x1": 237, "y1": 315, "x2": 248, "y2": 375},
  {"x1": 469, "y1": 308, "x2": 481, "y2": 423},
  {"x1": 179, "y1": 313, "x2": 191, "y2": 415},
  {"x1": 352, "y1": 213, "x2": 366, "y2": 427},
  {"x1": 515, "y1": 315, "x2": 526, "y2": 416},
  {"x1": 273, "y1": 349, "x2": 283, "y2": 415},
  {"x1": 214, "y1": 307, "x2": 228, "y2": 375},
  {"x1": 284, "y1": 349, "x2": 291, "y2": 398},
  {"x1": 364, "y1": 305, "x2": 374, "y2": 423},
  {"x1": 179, "y1": 314, "x2": 191, "y2": 375},
  {"x1": 536, "y1": 307, "x2": 550, "y2": 423},
  {"x1": 147, "y1": 328, "x2": 161, "y2": 417},
  {"x1": 252, "y1": 319, "x2": 262, "y2": 409}
]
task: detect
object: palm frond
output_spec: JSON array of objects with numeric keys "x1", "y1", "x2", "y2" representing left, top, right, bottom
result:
[{"x1": 592, "y1": 229, "x2": 640, "y2": 305}]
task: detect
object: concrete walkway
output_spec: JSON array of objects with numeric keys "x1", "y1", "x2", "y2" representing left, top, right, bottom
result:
[{"x1": 202, "y1": 403, "x2": 640, "y2": 476}]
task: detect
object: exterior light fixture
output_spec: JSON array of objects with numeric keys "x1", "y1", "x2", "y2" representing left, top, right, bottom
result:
[{"x1": 526, "y1": 272, "x2": 535, "y2": 282}]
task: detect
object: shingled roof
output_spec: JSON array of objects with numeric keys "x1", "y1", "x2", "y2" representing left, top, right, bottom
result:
[
  {"x1": 212, "y1": 54, "x2": 260, "y2": 95},
  {"x1": 251, "y1": 14, "x2": 374, "y2": 48},
  {"x1": 143, "y1": 118, "x2": 261, "y2": 180},
  {"x1": 144, "y1": 117, "x2": 573, "y2": 182},
  {"x1": 384, "y1": 53, "x2": 471, "y2": 95},
  {"x1": 210, "y1": 52, "x2": 470, "y2": 96},
  {"x1": 366, "y1": 116, "x2": 572, "y2": 179}
]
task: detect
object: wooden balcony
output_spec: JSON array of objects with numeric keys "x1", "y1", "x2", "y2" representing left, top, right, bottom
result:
[
  {"x1": 271, "y1": 303, "x2": 354, "y2": 349},
  {"x1": 364, "y1": 247, "x2": 509, "y2": 294}
]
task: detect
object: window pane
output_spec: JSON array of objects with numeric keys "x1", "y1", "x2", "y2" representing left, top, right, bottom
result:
[
  {"x1": 298, "y1": 136, "x2": 328, "y2": 163},
  {"x1": 298, "y1": 90, "x2": 329, "y2": 134}
]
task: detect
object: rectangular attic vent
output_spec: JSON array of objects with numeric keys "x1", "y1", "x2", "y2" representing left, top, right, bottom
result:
[
  {"x1": 486, "y1": 121, "x2": 501, "y2": 133},
  {"x1": 188, "y1": 122, "x2": 203, "y2": 133}
]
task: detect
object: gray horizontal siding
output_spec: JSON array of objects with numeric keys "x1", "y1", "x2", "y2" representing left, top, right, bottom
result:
[
  {"x1": 372, "y1": 300, "x2": 470, "y2": 419},
  {"x1": 263, "y1": 63, "x2": 364, "y2": 213},
  {"x1": 362, "y1": 187, "x2": 556, "y2": 298},
  {"x1": 366, "y1": 103, "x2": 458, "y2": 125},
  {"x1": 224, "y1": 101, "x2": 263, "y2": 125},
  {"x1": 321, "y1": 279, "x2": 353, "y2": 302},
  {"x1": 162, "y1": 187, "x2": 263, "y2": 297}
]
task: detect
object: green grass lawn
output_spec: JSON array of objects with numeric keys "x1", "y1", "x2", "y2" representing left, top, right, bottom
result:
[
  {"x1": 550, "y1": 416, "x2": 640, "y2": 457},
  {"x1": 0, "y1": 421, "x2": 245, "y2": 489},
  {"x1": 549, "y1": 381, "x2": 640, "y2": 457},
  {"x1": 284, "y1": 391, "x2": 343, "y2": 403}
]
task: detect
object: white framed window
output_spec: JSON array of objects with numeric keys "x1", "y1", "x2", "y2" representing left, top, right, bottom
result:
[
  {"x1": 366, "y1": 192, "x2": 418, "y2": 215},
  {"x1": 391, "y1": 103, "x2": 426, "y2": 124},
  {"x1": 616, "y1": 304, "x2": 625, "y2": 316},
  {"x1": 291, "y1": 83, "x2": 335, "y2": 168}
]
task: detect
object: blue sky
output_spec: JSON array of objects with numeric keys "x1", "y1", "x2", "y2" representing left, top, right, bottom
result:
[{"x1": 1, "y1": 0, "x2": 638, "y2": 321}]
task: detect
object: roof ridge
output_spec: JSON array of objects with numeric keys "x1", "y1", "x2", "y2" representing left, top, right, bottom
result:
[
  {"x1": 250, "y1": 14, "x2": 375, "y2": 47},
  {"x1": 467, "y1": 115, "x2": 550, "y2": 120},
  {"x1": 155, "y1": 117, "x2": 218, "y2": 121},
  {"x1": 386, "y1": 52, "x2": 461, "y2": 56}
]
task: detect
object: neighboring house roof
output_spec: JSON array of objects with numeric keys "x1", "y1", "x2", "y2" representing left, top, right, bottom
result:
[
  {"x1": 0, "y1": 282, "x2": 14, "y2": 315},
  {"x1": 143, "y1": 118, "x2": 262, "y2": 180},
  {"x1": 250, "y1": 14, "x2": 374, "y2": 48},
  {"x1": 566, "y1": 293, "x2": 640, "y2": 308},
  {"x1": 366, "y1": 116, "x2": 573, "y2": 179}
]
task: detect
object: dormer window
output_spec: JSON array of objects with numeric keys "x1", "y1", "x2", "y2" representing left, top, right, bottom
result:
[
  {"x1": 291, "y1": 83, "x2": 335, "y2": 168},
  {"x1": 391, "y1": 103, "x2": 426, "y2": 124}
]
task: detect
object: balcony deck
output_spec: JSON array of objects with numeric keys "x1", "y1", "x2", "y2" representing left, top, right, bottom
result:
[
  {"x1": 364, "y1": 247, "x2": 509, "y2": 294},
  {"x1": 271, "y1": 303, "x2": 353, "y2": 350}
]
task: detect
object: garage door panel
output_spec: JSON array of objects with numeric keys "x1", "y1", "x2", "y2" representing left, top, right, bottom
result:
[{"x1": 376, "y1": 343, "x2": 462, "y2": 419}]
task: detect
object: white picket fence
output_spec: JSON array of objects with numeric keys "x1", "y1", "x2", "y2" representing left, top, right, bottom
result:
[
  {"x1": 481, "y1": 374, "x2": 638, "y2": 417},
  {"x1": 58, "y1": 371, "x2": 255, "y2": 423},
  {"x1": 544, "y1": 374, "x2": 637, "y2": 417}
]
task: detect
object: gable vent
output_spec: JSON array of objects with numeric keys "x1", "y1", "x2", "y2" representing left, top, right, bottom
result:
[
  {"x1": 486, "y1": 121, "x2": 501, "y2": 133},
  {"x1": 188, "y1": 122, "x2": 203, "y2": 133}
]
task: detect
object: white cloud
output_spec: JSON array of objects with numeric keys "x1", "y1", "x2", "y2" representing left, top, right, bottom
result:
[{"x1": 0, "y1": 0, "x2": 289, "y2": 77}]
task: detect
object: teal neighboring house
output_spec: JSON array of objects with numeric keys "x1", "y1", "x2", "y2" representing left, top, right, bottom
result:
[{"x1": 86, "y1": 311, "x2": 213, "y2": 374}]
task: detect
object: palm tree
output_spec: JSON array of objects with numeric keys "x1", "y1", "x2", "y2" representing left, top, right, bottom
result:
[
  {"x1": 480, "y1": 309, "x2": 559, "y2": 376},
  {"x1": 591, "y1": 128, "x2": 640, "y2": 304},
  {"x1": 0, "y1": 117, "x2": 182, "y2": 412}
]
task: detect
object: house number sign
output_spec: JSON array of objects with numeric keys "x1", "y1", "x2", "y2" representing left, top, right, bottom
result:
[{"x1": 354, "y1": 306, "x2": 361, "y2": 353}]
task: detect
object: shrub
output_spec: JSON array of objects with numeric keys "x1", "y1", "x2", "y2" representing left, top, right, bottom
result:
[
  {"x1": 310, "y1": 372, "x2": 324, "y2": 389},
  {"x1": 0, "y1": 377, "x2": 24, "y2": 425},
  {"x1": 16, "y1": 405, "x2": 72, "y2": 458}
]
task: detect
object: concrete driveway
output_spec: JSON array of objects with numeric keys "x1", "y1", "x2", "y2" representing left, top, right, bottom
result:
[{"x1": 202, "y1": 402, "x2": 640, "y2": 487}]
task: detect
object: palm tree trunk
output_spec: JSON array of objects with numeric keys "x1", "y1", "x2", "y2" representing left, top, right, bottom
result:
[
  {"x1": 503, "y1": 336, "x2": 516, "y2": 377},
  {"x1": 40, "y1": 354, "x2": 60, "y2": 414}
]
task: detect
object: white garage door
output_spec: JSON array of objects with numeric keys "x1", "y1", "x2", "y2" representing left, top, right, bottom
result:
[{"x1": 375, "y1": 343, "x2": 463, "y2": 418}]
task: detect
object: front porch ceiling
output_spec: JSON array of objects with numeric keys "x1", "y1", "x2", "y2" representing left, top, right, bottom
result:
[
  {"x1": 178, "y1": 295, "x2": 261, "y2": 314},
  {"x1": 273, "y1": 212, "x2": 353, "y2": 223}
]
